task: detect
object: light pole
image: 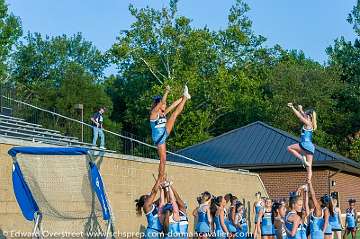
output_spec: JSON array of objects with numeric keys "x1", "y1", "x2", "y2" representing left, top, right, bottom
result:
[{"x1": 74, "y1": 104, "x2": 84, "y2": 142}]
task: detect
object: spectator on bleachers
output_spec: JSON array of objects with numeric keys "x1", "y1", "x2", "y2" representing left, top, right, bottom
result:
[{"x1": 91, "y1": 107, "x2": 106, "y2": 149}]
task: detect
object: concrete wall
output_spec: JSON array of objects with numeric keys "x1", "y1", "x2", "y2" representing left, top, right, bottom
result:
[{"x1": 0, "y1": 138, "x2": 267, "y2": 237}]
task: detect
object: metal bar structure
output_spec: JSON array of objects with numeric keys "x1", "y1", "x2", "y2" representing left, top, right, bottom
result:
[
  {"x1": 32, "y1": 213, "x2": 43, "y2": 239},
  {"x1": 1, "y1": 94, "x2": 214, "y2": 167}
]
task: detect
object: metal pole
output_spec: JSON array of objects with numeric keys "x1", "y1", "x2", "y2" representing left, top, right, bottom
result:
[
  {"x1": 81, "y1": 107, "x2": 84, "y2": 142},
  {"x1": 0, "y1": 83, "x2": 3, "y2": 113},
  {"x1": 74, "y1": 103, "x2": 84, "y2": 142}
]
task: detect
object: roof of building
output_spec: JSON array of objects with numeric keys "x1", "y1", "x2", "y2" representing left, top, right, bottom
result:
[{"x1": 168, "y1": 121, "x2": 360, "y2": 175}]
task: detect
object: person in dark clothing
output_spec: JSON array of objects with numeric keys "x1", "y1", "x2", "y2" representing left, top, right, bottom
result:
[{"x1": 91, "y1": 107, "x2": 106, "y2": 149}]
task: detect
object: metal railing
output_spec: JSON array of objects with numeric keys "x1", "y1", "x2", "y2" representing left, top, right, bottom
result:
[{"x1": 0, "y1": 85, "x2": 213, "y2": 167}]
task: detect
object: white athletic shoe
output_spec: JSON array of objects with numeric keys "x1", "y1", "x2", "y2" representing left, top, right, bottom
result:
[
  {"x1": 99, "y1": 146, "x2": 106, "y2": 150},
  {"x1": 301, "y1": 155, "x2": 310, "y2": 168},
  {"x1": 162, "y1": 181, "x2": 173, "y2": 189},
  {"x1": 183, "y1": 85, "x2": 191, "y2": 99},
  {"x1": 300, "y1": 184, "x2": 308, "y2": 192}
]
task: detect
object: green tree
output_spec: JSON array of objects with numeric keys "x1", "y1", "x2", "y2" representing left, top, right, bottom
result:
[
  {"x1": 11, "y1": 32, "x2": 107, "y2": 103},
  {"x1": 0, "y1": 0, "x2": 22, "y2": 79},
  {"x1": 10, "y1": 32, "x2": 115, "y2": 142},
  {"x1": 56, "y1": 63, "x2": 112, "y2": 118},
  {"x1": 325, "y1": 0, "x2": 360, "y2": 160},
  {"x1": 108, "y1": 0, "x2": 267, "y2": 148}
]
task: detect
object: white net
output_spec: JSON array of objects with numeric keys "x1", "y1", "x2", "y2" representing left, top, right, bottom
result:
[{"x1": 16, "y1": 153, "x2": 110, "y2": 237}]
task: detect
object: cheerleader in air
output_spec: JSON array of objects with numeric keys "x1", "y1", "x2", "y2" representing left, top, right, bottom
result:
[
  {"x1": 150, "y1": 85, "x2": 191, "y2": 177},
  {"x1": 135, "y1": 176, "x2": 165, "y2": 239},
  {"x1": 344, "y1": 199, "x2": 357, "y2": 239},
  {"x1": 194, "y1": 192, "x2": 213, "y2": 238},
  {"x1": 287, "y1": 103, "x2": 317, "y2": 181}
]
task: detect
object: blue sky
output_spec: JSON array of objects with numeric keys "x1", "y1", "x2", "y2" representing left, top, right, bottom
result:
[{"x1": 7, "y1": 0, "x2": 357, "y2": 74}]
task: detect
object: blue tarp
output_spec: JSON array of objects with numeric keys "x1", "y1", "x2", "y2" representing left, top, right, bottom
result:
[
  {"x1": 12, "y1": 162, "x2": 39, "y2": 221},
  {"x1": 90, "y1": 162, "x2": 111, "y2": 220},
  {"x1": 8, "y1": 147, "x2": 89, "y2": 157},
  {"x1": 9, "y1": 146, "x2": 112, "y2": 222}
]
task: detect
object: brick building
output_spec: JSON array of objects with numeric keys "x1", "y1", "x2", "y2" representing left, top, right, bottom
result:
[{"x1": 169, "y1": 121, "x2": 360, "y2": 211}]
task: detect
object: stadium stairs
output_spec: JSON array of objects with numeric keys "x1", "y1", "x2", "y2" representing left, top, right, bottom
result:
[{"x1": 0, "y1": 113, "x2": 100, "y2": 149}]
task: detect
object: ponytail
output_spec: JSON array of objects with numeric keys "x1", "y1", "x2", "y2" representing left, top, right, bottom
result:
[
  {"x1": 255, "y1": 191, "x2": 262, "y2": 200},
  {"x1": 272, "y1": 202, "x2": 281, "y2": 224},
  {"x1": 201, "y1": 191, "x2": 212, "y2": 204},
  {"x1": 289, "y1": 195, "x2": 302, "y2": 210},
  {"x1": 197, "y1": 196, "x2": 202, "y2": 204},
  {"x1": 135, "y1": 195, "x2": 146, "y2": 216},
  {"x1": 329, "y1": 198, "x2": 335, "y2": 217},
  {"x1": 230, "y1": 195, "x2": 238, "y2": 205},
  {"x1": 210, "y1": 196, "x2": 223, "y2": 218}
]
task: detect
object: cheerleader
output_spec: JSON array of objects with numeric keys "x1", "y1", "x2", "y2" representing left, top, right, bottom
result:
[
  {"x1": 163, "y1": 182, "x2": 181, "y2": 239},
  {"x1": 285, "y1": 189, "x2": 308, "y2": 239},
  {"x1": 195, "y1": 192, "x2": 213, "y2": 238},
  {"x1": 320, "y1": 195, "x2": 333, "y2": 239},
  {"x1": 227, "y1": 195, "x2": 238, "y2": 237},
  {"x1": 253, "y1": 192, "x2": 265, "y2": 236},
  {"x1": 329, "y1": 197, "x2": 342, "y2": 239},
  {"x1": 287, "y1": 103, "x2": 317, "y2": 181},
  {"x1": 150, "y1": 85, "x2": 191, "y2": 178},
  {"x1": 255, "y1": 198, "x2": 275, "y2": 239},
  {"x1": 171, "y1": 185, "x2": 188, "y2": 238},
  {"x1": 272, "y1": 202, "x2": 287, "y2": 239},
  {"x1": 193, "y1": 196, "x2": 202, "y2": 226},
  {"x1": 308, "y1": 181, "x2": 325, "y2": 239},
  {"x1": 212, "y1": 196, "x2": 230, "y2": 239},
  {"x1": 135, "y1": 176, "x2": 165, "y2": 239},
  {"x1": 343, "y1": 199, "x2": 357, "y2": 239},
  {"x1": 235, "y1": 202, "x2": 248, "y2": 239}
]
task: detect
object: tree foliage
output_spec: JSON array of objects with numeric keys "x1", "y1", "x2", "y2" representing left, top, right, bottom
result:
[
  {"x1": 3, "y1": 0, "x2": 360, "y2": 161},
  {"x1": 0, "y1": 0, "x2": 22, "y2": 79},
  {"x1": 109, "y1": 0, "x2": 269, "y2": 148},
  {"x1": 325, "y1": 0, "x2": 360, "y2": 160},
  {"x1": 10, "y1": 33, "x2": 111, "y2": 116}
]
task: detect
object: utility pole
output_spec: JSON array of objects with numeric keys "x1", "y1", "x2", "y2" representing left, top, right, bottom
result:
[{"x1": 74, "y1": 104, "x2": 84, "y2": 142}]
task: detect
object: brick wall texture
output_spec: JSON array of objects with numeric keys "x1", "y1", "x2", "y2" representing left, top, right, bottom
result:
[{"x1": 259, "y1": 169, "x2": 360, "y2": 212}]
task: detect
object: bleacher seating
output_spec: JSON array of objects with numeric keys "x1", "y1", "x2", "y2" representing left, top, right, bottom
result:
[{"x1": 0, "y1": 113, "x2": 93, "y2": 147}]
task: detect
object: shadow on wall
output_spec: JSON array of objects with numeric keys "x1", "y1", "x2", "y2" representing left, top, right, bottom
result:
[
  {"x1": 139, "y1": 225, "x2": 146, "y2": 234},
  {"x1": 86, "y1": 150, "x2": 116, "y2": 238},
  {"x1": 0, "y1": 229, "x2": 6, "y2": 239}
]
